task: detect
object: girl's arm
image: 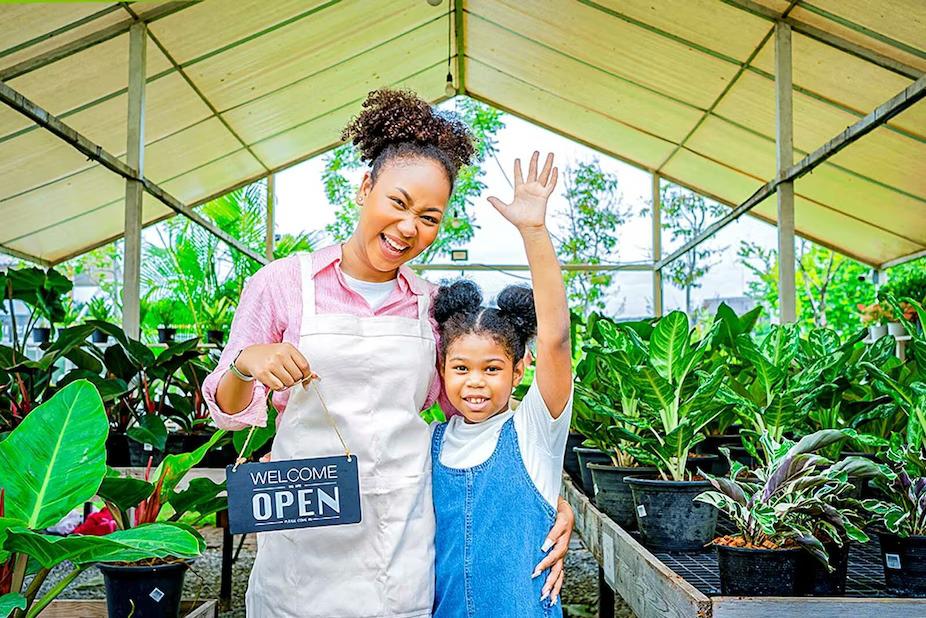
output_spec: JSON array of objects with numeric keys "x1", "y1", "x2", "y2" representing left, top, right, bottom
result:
[{"x1": 488, "y1": 152, "x2": 572, "y2": 418}]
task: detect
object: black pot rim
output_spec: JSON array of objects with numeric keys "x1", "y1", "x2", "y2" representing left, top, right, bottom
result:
[
  {"x1": 877, "y1": 530, "x2": 926, "y2": 542},
  {"x1": 624, "y1": 476, "x2": 711, "y2": 488},
  {"x1": 97, "y1": 560, "x2": 191, "y2": 574},
  {"x1": 573, "y1": 446, "x2": 606, "y2": 455},
  {"x1": 714, "y1": 542, "x2": 803, "y2": 556},
  {"x1": 587, "y1": 463, "x2": 658, "y2": 473}
]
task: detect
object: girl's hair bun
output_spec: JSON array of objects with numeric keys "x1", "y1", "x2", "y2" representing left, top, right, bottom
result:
[
  {"x1": 434, "y1": 279, "x2": 483, "y2": 325},
  {"x1": 496, "y1": 285, "x2": 537, "y2": 341}
]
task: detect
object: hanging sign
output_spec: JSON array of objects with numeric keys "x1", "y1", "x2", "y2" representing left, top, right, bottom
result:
[{"x1": 225, "y1": 455, "x2": 361, "y2": 534}]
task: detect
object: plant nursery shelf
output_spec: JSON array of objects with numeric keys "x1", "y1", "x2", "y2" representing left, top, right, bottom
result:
[
  {"x1": 563, "y1": 474, "x2": 926, "y2": 618},
  {"x1": 38, "y1": 599, "x2": 217, "y2": 617}
]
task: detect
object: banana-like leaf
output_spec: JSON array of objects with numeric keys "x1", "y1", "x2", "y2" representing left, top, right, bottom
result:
[
  {"x1": 154, "y1": 429, "x2": 226, "y2": 497},
  {"x1": 0, "y1": 381, "x2": 107, "y2": 529},
  {"x1": 649, "y1": 311, "x2": 689, "y2": 383},
  {"x1": 97, "y1": 468, "x2": 155, "y2": 512},
  {"x1": 3, "y1": 522, "x2": 202, "y2": 569},
  {"x1": 0, "y1": 593, "x2": 26, "y2": 618}
]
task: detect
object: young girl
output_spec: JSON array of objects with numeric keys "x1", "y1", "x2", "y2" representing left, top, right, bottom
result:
[{"x1": 431, "y1": 152, "x2": 572, "y2": 617}]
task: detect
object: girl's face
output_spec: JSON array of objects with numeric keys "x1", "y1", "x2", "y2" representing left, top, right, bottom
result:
[
  {"x1": 344, "y1": 157, "x2": 451, "y2": 281},
  {"x1": 441, "y1": 333, "x2": 525, "y2": 424}
]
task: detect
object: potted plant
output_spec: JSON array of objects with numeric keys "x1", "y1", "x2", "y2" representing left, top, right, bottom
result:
[
  {"x1": 574, "y1": 314, "x2": 657, "y2": 527},
  {"x1": 859, "y1": 302, "x2": 888, "y2": 340},
  {"x1": 200, "y1": 296, "x2": 231, "y2": 345},
  {"x1": 0, "y1": 381, "x2": 203, "y2": 618},
  {"x1": 864, "y1": 444, "x2": 926, "y2": 596},
  {"x1": 0, "y1": 267, "x2": 70, "y2": 352},
  {"x1": 695, "y1": 429, "x2": 882, "y2": 596},
  {"x1": 95, "y1": 430, "x2": 226, "y2": 616},
  {"x1": 152, "y1": 298, "x2": 179, "y2": 343},
  {"x1": 599, "y1": 311, "x2": 730, "y2": 550},
  {"x1": 86, "y1": 295, "x2": 115, "y2": 343}
]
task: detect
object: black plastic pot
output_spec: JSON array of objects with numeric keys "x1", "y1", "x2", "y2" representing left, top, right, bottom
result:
[
  {"x1": 587, "y1": 464, "x2": 658, "y2": 530},
  {"x1": 157, "y1": 326, "x2": 176, "y2": 343},
  {"x1": 32, "y1": 327, "x2": 51, "y2": 344},
  {"x1": 879, "y1": 531, "x2": 926, "y2": 596},
  {"x1": 808, "y1": 541, "x2": 850, "y2": 595},
  {"x1": 99, "y1": 561, "x2": 189, "y2": 618},
  {"x1": 625, "y1": 477, "x2": 718, "y2": 551},
  {"x1": 716, "y1": 543, "x2": 809, "y2": 596},
  {"x1": 127, "y1": 433, "x2": 185, "y2": 467},
  {"x1": 91, "y1": 329, "x2": 109, "y2": 343},
  {"x1": 574, "y1": 447, "x2": 612, "y2": 495},
  {"x1": 564, "y1": 432, "x2": 585, "y2": 483},
  {"x1": 686, "y1": 453, "x2": 725, "y2": 476},
  {"x1": 105, "y1": 432, "x2": 130, "y2": 467},
  {"x1": 694, "y1": 433, "x2": 741, "y2": 456},
  {"x1": 206, "y1": 329, "x2": 225, "y2": 345},
  {"x1": 727, "y1": 445, "x2": 759, "y2": 469}
]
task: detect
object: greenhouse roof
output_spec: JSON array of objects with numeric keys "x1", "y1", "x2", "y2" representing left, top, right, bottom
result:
[{"x1": 0, "y1": 0, "x2": 923, "y2": 268}]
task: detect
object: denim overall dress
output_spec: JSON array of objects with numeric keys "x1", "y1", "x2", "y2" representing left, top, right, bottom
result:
[{"x1": 432, "y1": 417, "x2": 562, "y2": 617}]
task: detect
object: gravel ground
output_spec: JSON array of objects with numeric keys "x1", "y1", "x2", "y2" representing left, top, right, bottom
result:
[{"x1": 36, "y1": 526, "x2": 633, "y2": 617}]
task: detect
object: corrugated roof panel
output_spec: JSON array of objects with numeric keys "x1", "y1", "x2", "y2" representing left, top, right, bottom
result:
[
  {"x1": 468, "y1": 60, "x2": 678, "y2": 171},
  {"x1": 222, "y1": 20, "x2": 447, "y2": 146},
  {"x1": 0, "y1": 4, "x2": 115, "y2": 56},
  {"x1": 827, "y1": 123, "x2": 926, "y2": 198},
  {"x1": 0, "y1": 130, "x2": 96, "y2": 202},
  {"x1": 144, "y1": 116, "x2": 245, "y2": 182},
  {"x1": 469, "y1": 0, "x2": 739, "y2": 109},
  {"x1": 159, "y1": 149, "x2": 265, "y2": 205},
  {"x1": 184, "y1": 0, "x2": 441, "y2": 113},
  {"x1": 801, "y1": 0, "x2": 926, "y2": 58},
  {"x1": 467, "y1": 14, "x2": 703, "y2": 144}
]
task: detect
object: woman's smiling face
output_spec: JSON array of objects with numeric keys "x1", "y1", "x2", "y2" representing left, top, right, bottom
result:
[{"x1": 345, "y1": 157, "x2": 452, "y2": 281}]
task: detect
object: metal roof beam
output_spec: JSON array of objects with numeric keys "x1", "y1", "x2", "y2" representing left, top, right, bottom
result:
[
  {"x1": 722, "y1": 0, "x2": 923, "y2": 80},
  {"x1": 655, "y1": 73, "x2": 926, "y2": 272},
  {"x1": 0, "y1": 79, "x2": 267, "y2": 266}
]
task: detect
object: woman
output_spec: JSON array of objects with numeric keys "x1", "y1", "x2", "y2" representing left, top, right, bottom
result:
[{"x1": 204, "y1": 89, "x2": 573, "y2": 617}]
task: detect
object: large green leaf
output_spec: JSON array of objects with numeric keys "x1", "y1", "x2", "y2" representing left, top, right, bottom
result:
[
  {"x1": 0, "y1": 381, "x2": 107, "y2": 529},
  {"x1": 0, "y1": 593, "x2": 26, "y2": 618},
  {"x1": 649, "y1": 311, "x2": 689, "y2": 383},
  {"x1": 97, "y1": 468, "x2": 155, "y2": 512},
  {"x1": 3, "y1": 523, "x2": 202, "y2": 568},
  {"x1": 126, "y1": 414, "x2": 168, "y2": 451},
  {"x1": 168, "y1": 478, "x2": 227, "y2": 521},
  {"x1": 154, "y1": 429, "x2": 226, "y2": 497}
]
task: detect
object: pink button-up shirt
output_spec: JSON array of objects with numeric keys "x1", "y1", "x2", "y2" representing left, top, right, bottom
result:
[{"x1": 203, "y1": 245, "x2": 448, "y2": 431}]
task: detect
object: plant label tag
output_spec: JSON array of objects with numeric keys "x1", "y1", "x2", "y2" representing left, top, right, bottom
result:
[
  {"x1": 885, "y1": 553, "x2": 902, "y2": 570},
  {"x1": 149, "y1": 588, "x2": 165, "y2": 602},
  {"x1": 226, "y1": 455, "x2": 361, "y2": 534},
  {"x1": 143, "y1": 443, "x2": 153, "y2": 452},
  {"x1": 637, "y1": 504, "x2": 647, "y2": 517}
]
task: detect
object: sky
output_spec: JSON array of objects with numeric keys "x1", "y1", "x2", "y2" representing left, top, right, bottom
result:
[{"x1": 272, "y1": 97, "x2": 781, "y2": 318}]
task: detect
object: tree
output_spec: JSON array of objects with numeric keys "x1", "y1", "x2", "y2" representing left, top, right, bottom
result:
[
  {"x1": 323, "y1": 97, "x2": 504, "y2": 263},
  {"x1": 645, "y1": 184, "x2": 727, "y2": 314},
  {"x1": 738, "y1": 239, "x2": 875, "y2": 335},
  {"x1": 554, "y1": 159, "x2": 628, "y2": 316}
]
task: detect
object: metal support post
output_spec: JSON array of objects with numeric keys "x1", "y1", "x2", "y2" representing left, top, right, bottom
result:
[
  {"x1": 265, "y1": 174, "x2": 276, "y2": 261},
  {"x1": 651, "y1": 173, "x2": 664, "y2": 317},
  {"x1": 775, "y1": 21, "x2": 796, "y2": 324},
  {"x1": 122, "y1": 21, "x2": 146, "y2": 338}
]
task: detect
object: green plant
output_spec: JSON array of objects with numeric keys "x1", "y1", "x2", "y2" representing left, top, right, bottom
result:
[
  {"x1": 200, "y1": 296, "x2": 232, "y2": 333},
  {"x1": 0, "y1": 381, "x2": 202, "y2": 617},
  {"x1": 53, "y1": 297, "x2": 85, "y2": 329},
  {"x1": 695, "y1": 429, "x2": 882, "y2": 567},
  {"x1": 151, "y1": 298, "x2": 179, "y2": 328},
  {"x1": 598, "y1": 311, "x2": 731, "y2": 481},
  {"x1": 85, "y1": 296, "x2": 113, "y2": 323},
  {"x1": 0, "y1": 267, "x2": 71, "y2": 354},
  {"x1": 864, "y1": 445, "x2": 926, "y2": 537},
  {"x1": 879, "y1": 260, "x2": 926, "y2": 306}
]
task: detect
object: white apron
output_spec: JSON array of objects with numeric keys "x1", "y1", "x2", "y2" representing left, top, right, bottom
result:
[{"x1": 246, "y1": 254, "x2": 437, "y2": 618}]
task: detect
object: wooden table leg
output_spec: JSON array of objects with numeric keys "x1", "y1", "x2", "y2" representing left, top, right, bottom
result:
[
  {"x1": 216, "y1": 510, "x2": 233, "y2": 611},
  {"x1": 599, "y1": 566, "x2": 615, "y2": 618}
]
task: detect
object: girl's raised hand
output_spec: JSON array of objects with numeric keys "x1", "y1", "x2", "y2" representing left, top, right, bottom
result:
[{"x1": 487, "y1": 151, "x2": 558, "y2": 231}]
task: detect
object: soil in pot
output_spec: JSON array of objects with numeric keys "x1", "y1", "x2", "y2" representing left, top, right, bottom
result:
[
  {"x1": 625, "y1": 476, "x2": 718, "y2": 551},
  {"x1": 587, "y1": 463, "x2": 658, "y2": 530},
  {"x1": 714, "y1": 536, "x2": 811, "y2": 596},
  {"x1": 563, "y1": 432, "x2": 585, "y2": 483},
  {"x1": 574, "y1": 447, "x2": 612, "y2": 495},
  {"x1": 127, "y1": 433, "x2": 186, "y2": 467},
  {"x1": 879, "y1": 531, "x2": 926, "y2": 596},
  {"x1": 99, "y1": 560, "x2": 189, "y2": 618}
]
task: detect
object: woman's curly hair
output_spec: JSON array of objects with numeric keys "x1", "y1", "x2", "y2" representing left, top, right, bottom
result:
[
  {"x1": 433, "y1": 280, "x2": 537, "y2": 363},
  {"x1": 342, "y1": 89, "x2": 475, "y2": 187}
]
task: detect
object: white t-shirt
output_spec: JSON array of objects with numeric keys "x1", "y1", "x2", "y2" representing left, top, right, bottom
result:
[
  {"x1": 340, "y1": 270, "x2": 398, "y2": 311},
  {"x1": 435, "y1": 378, "x2": 573, "y2": 508}
]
